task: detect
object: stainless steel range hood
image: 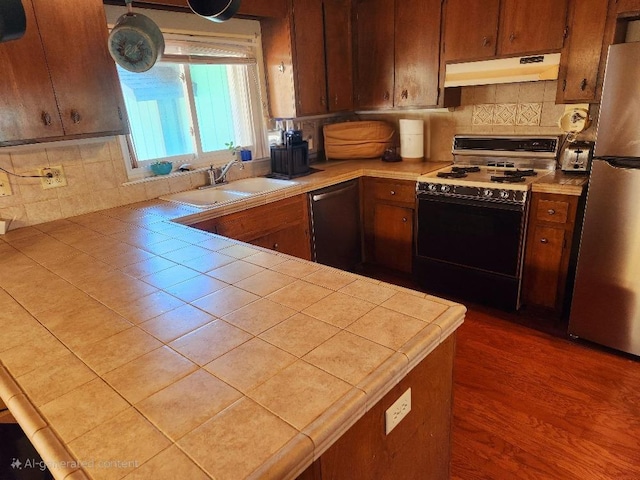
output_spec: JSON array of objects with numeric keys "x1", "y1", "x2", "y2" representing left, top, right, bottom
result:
[{"x1": 444, "y1": 53, "x2": 561, "y2": 88}]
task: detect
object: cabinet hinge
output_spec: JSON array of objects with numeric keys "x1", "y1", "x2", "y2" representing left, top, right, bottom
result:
[
  {"x1": 563, "y1": 26, "x2": 569, "y2": 39},
  {"x1": 117, "y1": 107, "x2": 123, "y2": 121}
]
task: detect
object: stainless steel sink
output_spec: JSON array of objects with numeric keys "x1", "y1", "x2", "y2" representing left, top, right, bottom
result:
[{"x1": 160, "y1": 177, "x2": 299, "y2": 209}]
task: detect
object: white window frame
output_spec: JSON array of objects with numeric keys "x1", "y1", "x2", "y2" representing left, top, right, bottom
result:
[{"x1": 104, "y1": 6, "x2": 269, "y2": 181}]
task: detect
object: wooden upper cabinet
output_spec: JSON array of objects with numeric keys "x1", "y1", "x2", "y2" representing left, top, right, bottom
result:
[
  {"x1": 34, "y1": 0, "x2": 126, "y2": 137},
  {"x1": 395, "y1": 0, "x2": 442, "y2": 107},
  {"x1": 324, "y1": 0, "x2": 353, "y2": 112},
  {"x1": 292, "y1": 0, "x2": 327, "y2": 116},
  {"x1": 263, "y1": 0, "x2": 354, "y2": 118},
  {"x1": 615, "y1": 0, "x2": 640, "y2": 14},
  {"x1": 0, "y1": 0, "x2": 64, "y2": 143},
  {"x1": 0, "y1": 0, "x2": 127, "y2": 146},
  {"x1": 498, "y1": 0, "x2": 569, "y2": 56},
  {"x1": 556, "y1": 0, "x2": 610, "y2": 103},
  {"x1": 355, "y1": 0, "x2": 395, "y2": 109},
  {"x1": 443, "y1": 0, "x2": 568, "y2": 63},
  {"x1": 443, "y1": 0, "x2": 500, "y2": 62}
]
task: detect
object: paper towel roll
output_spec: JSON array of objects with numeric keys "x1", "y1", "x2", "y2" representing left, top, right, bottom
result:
[{"x1": 399, "y1": 119, "x2": 424, "y2": 160}]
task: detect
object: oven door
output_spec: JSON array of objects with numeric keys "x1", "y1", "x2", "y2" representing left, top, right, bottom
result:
[
  {"x1": 416, "y1": 193, "x2": 526, "y2": 277},
  {"x1": 414, "y1": 192, "x2": 527, "y2": 310}
]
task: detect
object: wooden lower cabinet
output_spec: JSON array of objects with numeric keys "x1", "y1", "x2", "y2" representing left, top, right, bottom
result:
[
  {"x1": 189, "y1": 194, "x2": 311, "y2": 260},
  {"x1": 373, "y1": 204, "x2": 414, "y2": 273},
  {"x1": 297, "y1": 334, "x2": 455, "y2": 480},
  {"x1": 362, "y1": 177, "x2": 416, "y2": 273},
  {"x1": 522, "y1": 192, "x2": 582, "y2": 315}
]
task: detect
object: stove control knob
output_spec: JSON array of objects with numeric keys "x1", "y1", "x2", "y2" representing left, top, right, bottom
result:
[
  {"x1": 499, "y1": 190, "x2": 510, "y2": 199},
  {"x1": 483, "y1": 188, "x2": 493, "y2": 197},
  {"x1": 440, "y1": 185, "x2": 451, "y2": 193},
  {"x1": 428, "y1": 183, "x2": 438, "y2": 192}
]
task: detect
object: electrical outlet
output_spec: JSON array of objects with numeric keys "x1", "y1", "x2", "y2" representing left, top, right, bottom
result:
[
  {"x1": 385, "y1": 388, "x2": 412, "y2": 435},
  {"x1": 0, "y1": 172, "x2": 12, "y2": 196},
  {"x1": 39, "y1": 166, "x2": 67, "y2": 189}
]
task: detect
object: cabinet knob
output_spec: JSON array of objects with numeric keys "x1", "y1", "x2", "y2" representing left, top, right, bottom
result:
[
  {"x1": 401, "y1": 89, "x2": 408, "y2": 100},
  {"x1": 481, "y1": 36, "x2": 490, "y2": 47},
  {"x1": 580, "y1": 78, "x2": 588, "y2": 91},
  {"x1": 390, "y1": 190, "x2": 396, "y2": 195},
  {"x1": 540, "y1": 238, "x2": 549, "y2": 244},
  {"x1": 71, "y1": 110, "x2": 81, "y2": 124},
  {"x1": 273, "y1": 243, "x2": 279, "y2": 250},
  {"x1": 547, "y1": 209, "x2": 556, "y2": 215},
  {"x1": 383, "y1": 91, "x2": 390, "y2": 101},
  {"x1": 509, "y1": 32, "x2": 516, "y2": 43},
  {"x1": 402, "y1": 217, "x2": 408, "y2": 223},
  {"x1": 41, "y1": 111, "x2": 52, "y2": 126}
]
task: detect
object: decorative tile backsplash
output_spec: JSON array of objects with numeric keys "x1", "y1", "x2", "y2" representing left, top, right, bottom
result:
[{"x1": 473, "y1": 103, "x2": 542, "y2": 126}]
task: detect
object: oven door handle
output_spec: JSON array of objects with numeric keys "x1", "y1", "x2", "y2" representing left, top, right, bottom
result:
[{"x1": 416, "y1": 193, "x2": 525, "y2": 212}]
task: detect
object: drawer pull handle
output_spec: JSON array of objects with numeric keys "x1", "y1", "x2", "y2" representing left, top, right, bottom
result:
[
  {"x1": 547, "y1": 209, "x2": 556, "y2": 215},
  {"x1": 540, "y1": 238, "x2": 549, "y2": 244},
  {"x1": 402, "y1": 217, "x2": 407, "y2": 223},
  {"x1": 482, "y1": 36, "x2": 490, "y2": 47},
  {"x1": 390, "y1": 190, "x2": 396, "y2": 195}
]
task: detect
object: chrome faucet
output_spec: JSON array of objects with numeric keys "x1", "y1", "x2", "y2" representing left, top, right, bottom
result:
[
  {"x1": 215, "y1": 158, "x2": 244, "y2": 184},
  {"x1": 199, "y1": 159, "x2": 245, "y2": 190}
]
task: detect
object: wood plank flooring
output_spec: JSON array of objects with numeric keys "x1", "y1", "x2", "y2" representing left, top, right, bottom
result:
[{"x1": 453, "y1": 307, "x2": 640, "y2": 480}]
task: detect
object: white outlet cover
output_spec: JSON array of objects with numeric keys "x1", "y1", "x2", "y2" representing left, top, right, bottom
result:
[{"x1": 385, "y1": 387, "x2": 412, "y2": 435}]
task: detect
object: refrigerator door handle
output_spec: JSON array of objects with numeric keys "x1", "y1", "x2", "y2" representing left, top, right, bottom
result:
[{"x1": 597, "y1": 157, "x2": 640, "y2": 170}]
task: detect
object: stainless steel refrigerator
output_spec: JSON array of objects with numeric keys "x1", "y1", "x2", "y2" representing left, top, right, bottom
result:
[{"x1": 568, "y1": 41, "x2": 640, "y2": 356}]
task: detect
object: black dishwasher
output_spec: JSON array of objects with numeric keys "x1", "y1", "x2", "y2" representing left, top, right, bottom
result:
[{"x1": 308, "y1": 179, "x2": 361, "y2": 271}]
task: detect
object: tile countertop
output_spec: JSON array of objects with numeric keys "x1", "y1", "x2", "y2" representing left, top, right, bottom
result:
[
  {"x1": 531, "y1": 170, "x2": 589, "y2": 196},
  {"x1": 0, "y1": 159, "x2": 465, "y2": 480}
]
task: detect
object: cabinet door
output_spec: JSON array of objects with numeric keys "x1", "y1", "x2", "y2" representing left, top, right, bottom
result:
[
  {"x1": 373, "y1": 203, "x2": 414, "y2": 273},
  {"x1": 355, "y1": 0, "x2": 394, "y2": 109},
  {"x1": 292, "y1": 0, "x2": 327, "y2": 116},
  {"x1": 443, "y1": 0, "x2": 500, "y2": 62},
  {"x1": 395, "y1": 0, "x2": 442, "y2": 107},
  {"x1": 252, "y1": 222, "x2": 312, "y2": 260},
  {"x1": 33, "y1": 0, "x2": 126, "y2": 137},
  {"x1": 0, "y1": 0, "x2": 64, "y2": 144},
  {"x1": 324, "y1": 0, "x2": 354, "y2": 112},
  {"x1": 499, "y1": 0, "x2": 568, "y2": 56},
  {"x1": 557, "y1": 0, "x2": 609, "y2": 103},
  {"x1": 523, "y1": 225, "x2": 566, "y2": 310},
  {"x1": 616, "y1": 0, "x2": 640, "y2": 13}
]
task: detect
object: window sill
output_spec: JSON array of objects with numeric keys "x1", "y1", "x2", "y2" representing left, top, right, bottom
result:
[
  {"x1": 122, "y1": 166, "x2": 210, "y2": 186},
  {"x1": 122, "y1": 157, "x2": 269, "y2": 186}
]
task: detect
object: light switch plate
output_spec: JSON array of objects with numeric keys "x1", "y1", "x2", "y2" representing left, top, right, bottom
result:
[
  {"x1": 0, "y1": 172, "x2": 12, "y2": 196},
  {"x1": 385, "y1": 388, "x2": 412, "y2": 435}
]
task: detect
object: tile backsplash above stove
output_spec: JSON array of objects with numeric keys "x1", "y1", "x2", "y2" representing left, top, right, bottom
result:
[{"x1": 473, "y1": 103, "x2": 543, "y2": 126}]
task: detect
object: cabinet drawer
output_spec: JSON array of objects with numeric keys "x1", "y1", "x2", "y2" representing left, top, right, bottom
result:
[
  {"x1": 371, "y1": 180, "x2": 415, "y2": 204},
  {"x1": 536, "y1": 200, "x2": 569, "y2": 224}
]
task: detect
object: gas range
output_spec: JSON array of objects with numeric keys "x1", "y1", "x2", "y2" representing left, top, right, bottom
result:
[
  {"x1": 414, "y1": 135, "x2": 561, "y2": 311},
  {"x1": 416, "y1": 135, "x2": 559, "y2": 206}
]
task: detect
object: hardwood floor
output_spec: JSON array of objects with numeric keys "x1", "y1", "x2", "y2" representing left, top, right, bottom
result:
[{"x1": 453, "y1": 307, "x2": 640, "y2": 480}]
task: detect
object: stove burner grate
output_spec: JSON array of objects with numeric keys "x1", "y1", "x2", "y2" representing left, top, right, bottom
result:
[
  {"x1": 503, "y1": 169, "x2": 537, "y2": 177},
  {"x1": 490, "y1": 175, "x2": 527, "y2": 183},
  {"x1": 437, "y1": 171, "x2": 467, "y2": 179},
  {"x1": 451, "y1": 166, "x2": 481, "y2": 173}
]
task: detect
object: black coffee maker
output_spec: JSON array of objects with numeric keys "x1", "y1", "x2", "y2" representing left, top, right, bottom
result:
[{"x1": 270, "y1": 130, "x2": 310, "y2": 178}]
